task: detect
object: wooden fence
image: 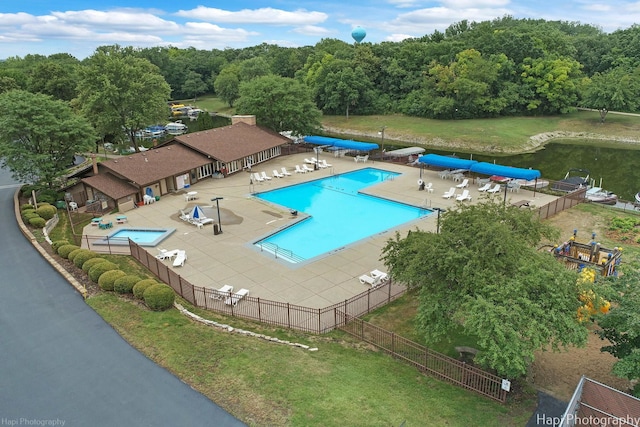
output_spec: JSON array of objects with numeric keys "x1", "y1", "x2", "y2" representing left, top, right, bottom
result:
[
  {"x1": 535, "y1": 187, "x2": 586, "y2": 220},
  {"x1": 128, "y1": 241, "x2": 406, "y2": 333},
  {"x1": 338, "y1": 313, "x2": 508, "y2": 403}
]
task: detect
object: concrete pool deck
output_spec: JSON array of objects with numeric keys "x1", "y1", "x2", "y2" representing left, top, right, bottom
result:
[{"x1": 84, "y1": 153, "x2": 559, "y2": 309}]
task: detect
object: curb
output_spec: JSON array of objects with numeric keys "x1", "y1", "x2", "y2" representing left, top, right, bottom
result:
[{"x1": 14, "y1": 188, "x2": 88, "y2": 299}]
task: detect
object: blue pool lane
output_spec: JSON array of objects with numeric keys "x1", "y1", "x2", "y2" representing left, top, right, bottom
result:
[{"x1": 255, "y1": 168, "x2": 430, "y2": 262}]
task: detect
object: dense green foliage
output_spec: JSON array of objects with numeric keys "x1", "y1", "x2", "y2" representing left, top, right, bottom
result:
[
  {"x1": 3, "y1": 18, "x2": 640, "y2": 126},
  {"x1": 143, "y1": 284, "x2": 175, "y2": 311},
  {"x1": 57, "y1": 244, "x2": 80, "y2": 259},
  {"x1": 98, "y1": 270, "x2": 127, "y2": 291},
  {"x1": 133, "y1": 279, "x2": 158, "y2": 299},
  {"x1": 88, "y1": 261, "x2": 118, "y2": 283},
  {"x1": 35, "y1": 204, "x2": 57, "y2": 220},
  {"x1": 113, "y1": 275, "x2": 141, "y2": 294},
  {"x1": 81, "y1": 257, "x2": 108, "y2": 272},
  {"x1": 72, "y1": 250, "x2": 98, "y2": 268},
  {"x1": 382, "y1": 200, "x2": 592, "y2": 378},
  {"x1": 0, "y1": 90, "x2": 95, "y2": 187},
  {"x1": 596, "y1": 268, "x2": 640, "y2": 396}
]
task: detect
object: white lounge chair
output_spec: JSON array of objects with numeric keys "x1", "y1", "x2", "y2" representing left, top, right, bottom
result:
[
  {"x1": 304, "y1": 158, "x2": 316, "y2": 164},
  {"x1": 442, "y1": 187, "x2": 456, "y2": 199},
  {"x1": 211, "y1": 284, "x2": 233, "y2": 300},
  {"x1": 225, "y1": 288, "x2": 249, "y2": 306},
  {"x1": 156, "y1": 249, "x2": 179, "y2": 260},
  {"x1": 370, "y1": 269, "x2": 389, "y2": 283},
  {"x1": 302, "y1": 164, "x2": 314, "y2": 172},
  {"x1": 487, "y1": 184, "x2": 502, "y2": 194},
  {"x1": 179, "y1": 210, "x2": 190, "y2": 222},
  {"x1": 173, "y1": 250, "x2": 187, "y2": 267},
  {"x1": 359, "y1": 273, "x2": 386, "y2": 287},
  {"x1": 456, "y1": 178, "x2": 469, "y2": 189},
  {"x1": 316, "y1": 160, "x2": 328, "y2": 168},
  {"x1": 193, "y1": 217, "x2": 214, "y2": 229},
  {"x1": 456, "y1": 189, "x2": 472, "y2": 201},
  {"x1": 294, "y1": 165, "x2": 306, "y2": 174},
  {"x1": 424, "y1": 182, "x2": 434, "y2": 193},
  {"x1": 478, "y1": 183, "x2": 492, "y2": 192},
  {"x1": 319, "y1": 159, "x2": 332, "y2": 168},
  {"x1": 273, "y1": 169, "x2": 284, "y2": 178},
  {"x1": 260, "y1": 171, "x2": 272, "y2": 181},
  {"x1": 253, "y1": 172, "x2": 265, "y2": 183},
  {"x1": 281, "y1": 167, "x2": 292, "y2": 176}
]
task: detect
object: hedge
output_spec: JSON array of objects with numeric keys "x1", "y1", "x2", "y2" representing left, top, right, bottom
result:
[
  {"x1": 98, "y1": 270, "x2": 127, "y2": 291},
  {"x1": 143, "y1": 284, "x2": 175, "y2": 311},
  {"x1": 36, "y1": 204, "x2": 57, "y2": 220},
  {"x1": 67, "y1": 248, "x2": 84, "y2": 262},
  {"x1": 73, "y1": 250, "x2": 98, "y2": 269},
  {"x1": 22, "y1": 212, "x2": 40, "y2": 221},
  {"x1": 88, "y1": 261, "x2": 118, "y2": 283},
  {"x1": 20, "y1": 204, "x2": 34, "y2": 211},
  {"x1": 82, "y1": 257, "x2": 107, "y2": 272},
  {"x1": 133, "y1": 279, "x2": 158, "y2": 299},
  {"x1": 51, "y1": 240, "x2": 70, "y2": 252},
  {"x1": 57, "y1": 244, "x2": 80, "y2": 259},
  {"x1": 28, "y1": 217, "x2": 46, "y2": 228},
  {"x1": 114, "y1": 275, "x2": 141, "y2": 294}
]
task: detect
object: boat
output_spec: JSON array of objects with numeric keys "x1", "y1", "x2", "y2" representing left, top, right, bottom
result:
[
  {"x1": 551, "y1": 168, "x2": 590, "y2": 192},
  {"x1": 585, "y1": 187, "x2": 618, "y2": 205},
  {"x1": 635, "y1": 192, "x2": 640, "y2": 204},
  {"x1": 514, "y1": 178, "x2": 550, "y2": 189},
  {"x1": 165, "y1": 120, "x2": 188, "y2": 135}
]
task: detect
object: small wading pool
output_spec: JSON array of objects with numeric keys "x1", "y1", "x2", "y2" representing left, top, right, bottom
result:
[{"x1": 94, "y1": 227, "x2": 176, "y2": 247}]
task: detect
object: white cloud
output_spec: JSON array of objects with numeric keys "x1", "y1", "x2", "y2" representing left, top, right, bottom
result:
[
  {"x1": 386, "y1": 6, "x2": 511, "y2": 35},
  {"x1": 50, "y1": 9, "x2": 180, "y2": 32},
  {"x1": 385, "y1": 33, "x2": 416, "y2": 42},
  {"x1": 0, "y1": 12, "x2": 38, "y2": 27},
  {"x1": 176, "y1": 6, "x2": 327, "y2": 26},
  {"x1": 291, "y1": 25, "x2": 332, "y2": 36},
  {"x1": 441, "y1": 0, "x2": 510, "y2": 7}
]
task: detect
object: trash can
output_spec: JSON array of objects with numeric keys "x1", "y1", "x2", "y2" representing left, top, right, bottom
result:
[
  {"x1": 213, "y1": 224, "x2": 220, "y2": 235},
  {"x1": 56, "y1": 200, "x2": 67, "y2": 209}
]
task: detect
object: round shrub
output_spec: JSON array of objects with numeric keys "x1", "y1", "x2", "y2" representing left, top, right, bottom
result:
[
  {"x1": 21, "y1": 208, "x2": 36, "y2": 216},
  {"x1": 73, "y1": 250, "x2": 98, "y2": 268},
  {"x1": 143, "y1": 284, "x2": 175, "y2": 311},
  {"x1": 57, "y1": 244, "x2": 80, "y2": 259},
  {"x1": 28, "y1": 217, "x2": 46, "y2": 228},
  {"x1": 88, "y1": 261, "x2": 118, "y2": 283},
  {"x1": 113, "y1": 275, "x2": 141, "y2": 294},
  {"x1": 20, "y1": 203, "x2": 34, "y2": 211},
  {"x1": 133, "y1": 279, "x2": 158, "y2": 299},
  {"x1": 82, "y1": 257, "x2": 107, "y2": 272},
  {"x1": 36, "y1": 204, "x2": 57, "y2": 220},
  {"x1": 67, "y1": 248, "x2": 84, "y2": 262},
  {"x1": 22, "y1": 212, "x2": 39, "y2": 221},
  {"x1": 98, "y1": 269, "x2": 126, "y2": 291},
  {"x1": 51, "y1": 240, "x2": 70, "y2": 252}
]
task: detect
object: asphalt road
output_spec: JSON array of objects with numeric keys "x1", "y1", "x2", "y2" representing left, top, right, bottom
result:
[{"x1": 0, "y1": 167, "x2": 245, "y2": 426}]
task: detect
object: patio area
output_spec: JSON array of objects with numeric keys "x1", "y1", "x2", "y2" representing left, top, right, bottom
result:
[{"x1": 83, "y1": 152, "x2": 559, "y2": 309}]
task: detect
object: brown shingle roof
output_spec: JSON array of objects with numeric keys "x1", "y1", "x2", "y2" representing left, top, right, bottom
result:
[
  {"x1": 81, "y1": 172, "x2": 139, "y2": 200},
  {"x1": 174, "y1": 122, "x2": 290, "y2": 163},
  {"x1": 99, "y1": 144, "x2": 210, "y2": 187},
  {"x1": 576, "y1": 378, "x2": 640, "y2": 426}
]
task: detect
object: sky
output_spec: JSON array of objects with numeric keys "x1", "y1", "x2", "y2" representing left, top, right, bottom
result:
[{"x1": 1, "y1": 1, "x2": 639, "y2": 60}]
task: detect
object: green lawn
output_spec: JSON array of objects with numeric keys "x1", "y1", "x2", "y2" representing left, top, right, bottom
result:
[{"x1": 88, "y1": 294, "x2": 534, "y2": 426}]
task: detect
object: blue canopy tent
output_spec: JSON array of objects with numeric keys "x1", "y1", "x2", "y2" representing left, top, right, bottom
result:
[
  {"x1": 418, "y1": 154, "x2": 477, "y2": 170},
  {"x1": 303, "y1": 136, "x2": 379, "y2": 151},
  {"x1": 469, "y1": 162, "x2": 541, "y2": 181}
]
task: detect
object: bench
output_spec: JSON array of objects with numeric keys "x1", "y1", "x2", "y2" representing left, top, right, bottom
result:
[{"x1": 455, "y1": 346, "x2": 479, "y2": 360}]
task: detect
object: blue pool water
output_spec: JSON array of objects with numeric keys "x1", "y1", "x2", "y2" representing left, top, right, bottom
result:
[
  {"x1": 255, "y1": 168, "x2": 429, "y2": 262},
  {"x1": 95, "y1": 227, "x2": 176, "y2": 247}
]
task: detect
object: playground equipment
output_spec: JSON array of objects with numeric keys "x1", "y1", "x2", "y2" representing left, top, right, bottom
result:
[{"x1": 550, "y1": 229, "x2": 622, "y2": 278}]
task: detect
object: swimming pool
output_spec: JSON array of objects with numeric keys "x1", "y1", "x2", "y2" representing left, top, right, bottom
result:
[
  {"x1": 254, "y1": 168, "x2": 429, "y2": 263},
  {"x1": 94, "y1": 227, "x2": 176, "y2": 247}
]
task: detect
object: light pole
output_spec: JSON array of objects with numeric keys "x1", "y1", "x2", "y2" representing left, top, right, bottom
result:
[
  {"x1": 211, "y1": 197, "x2": 223, "y2": 234},
  {"x1": 378, "y1": 126, "x2": 387, "y2": 154},
  {"x1": 433, "y1": 207, "x2": 445, "y2": 234}
]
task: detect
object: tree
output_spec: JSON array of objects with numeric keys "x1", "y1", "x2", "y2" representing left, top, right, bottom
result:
[
  {"x1": 0, "y1": 90, "x2": 95, "y2": 187},
  {"x1": 235, "y1": 75, "x2": 322, "y2": 136},
  {"x1": 76, "y1": 45, "x2": 171, "y2": 151},
  {"x1": 596, "y1": 268, "x2": 640, "y2": 397},
  {"x1": 181, "y1": 70, "x2": 208, "y2": 102},
  {"x1": 193, "y1": 110, "x2": 215, "y2": 132},
  {"x1": 214, "y1": 66, "x2": 240, "y2": 107},
  {"x1": 520, "y1": 56, "x2": 584, "y2": 114},
  {"x1": 580, "y1": 66, "x2": 640, "y2": 122},
  {"x1": 28, "y1": 59, "x2": 80, "y2": 101},
  {"x1": 381, "y1": 200, "x2": 595, "y2": 378},
  {"x1": 315, "y1": 61, "x2": 375, "y2": 118}
]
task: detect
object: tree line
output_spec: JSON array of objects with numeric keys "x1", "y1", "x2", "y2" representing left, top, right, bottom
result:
[{"x1": 3, "y1": 16, "x2": 640, "y2": 121}]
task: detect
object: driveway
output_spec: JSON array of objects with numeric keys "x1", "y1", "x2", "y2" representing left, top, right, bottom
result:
[{"x1": 0, "y1": 167, "x2": 244, "y2": 426}]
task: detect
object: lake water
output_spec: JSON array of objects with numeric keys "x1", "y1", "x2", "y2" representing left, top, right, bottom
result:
[{"x1": 423, "y1": 139, "x2": 640, "y2": 201}]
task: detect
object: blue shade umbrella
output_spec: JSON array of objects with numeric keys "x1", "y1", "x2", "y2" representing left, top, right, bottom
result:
[{"x1": 190, "y1": 205, "x2": 204, "y2": 220}]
